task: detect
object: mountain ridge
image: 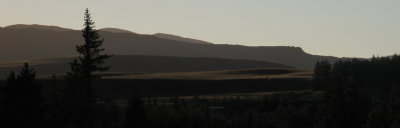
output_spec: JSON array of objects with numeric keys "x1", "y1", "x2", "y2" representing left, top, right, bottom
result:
[
  {"x1": 0, "y1": 24, "x2": 342, "y2": 68},
  {"x1": 100, "y1": 28, "x2": 136, "y2": 34},
  {"x1": 154, "y1": 33, "x2": 212, "y2": 44},
  {"x1": 4, "y1": 24, "x2": 73, "y2": 31}
]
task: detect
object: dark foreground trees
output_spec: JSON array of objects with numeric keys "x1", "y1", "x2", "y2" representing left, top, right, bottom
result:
[
  {"x1": 1, "y1": 55, "x2": 400, "y2": 128},
  {"x1": 0, "y1": 63, "x2": 43, "y2": 128},
  {"x1": 313, "y1": 55, "x2": 400, "y2": 128}
]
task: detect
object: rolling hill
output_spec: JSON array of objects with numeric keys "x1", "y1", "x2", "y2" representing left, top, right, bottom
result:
[
  {"x1": 0, "y1": 55, "x2": 291, "y2": 78},
  {"x1": 0, "y1": 24, "x2": 341, "y2": 68},
  {"x1": 153, "y1": 33, "x2": 211, "y2": 44}
]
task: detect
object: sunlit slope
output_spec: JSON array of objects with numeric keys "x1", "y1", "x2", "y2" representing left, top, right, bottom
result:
[{"x1": 101, "y1": 68, "x2": 312, "y2": 80}]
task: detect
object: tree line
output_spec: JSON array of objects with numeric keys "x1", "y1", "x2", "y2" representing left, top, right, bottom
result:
[{"x1": 313, "y1": 55, "x2": 400, "y2": 128}]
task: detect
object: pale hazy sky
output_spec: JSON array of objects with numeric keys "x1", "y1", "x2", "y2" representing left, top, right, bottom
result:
[{"x1": 1, "y1": 0, "x2": 399, "y2": 58}]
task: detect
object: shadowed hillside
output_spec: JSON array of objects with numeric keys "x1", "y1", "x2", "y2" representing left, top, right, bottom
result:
[
  {"x1": 0, "y1": 55, "x2": 291, "y2": 77},
  {"x1": 0, "y1": 24, "x2": 341, "y2": 68},
  {"x1": 154, "y1": 33, "x2": 211, "y2": 44}
]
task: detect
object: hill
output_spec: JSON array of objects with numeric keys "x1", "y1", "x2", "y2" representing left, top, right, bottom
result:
[
  {"x1": 0, "y1": 24, "x2": 341, "y2": 68},
  {"x1": 0, "y1": 55, "x2": 291, "y2": 78},
  {"x1": 154, "y1": 33, "x2": 211, "y2": 44},
  {"x1": 100, "y1": 28, "x2": 136, "y2": 34},
  {"x1": 4, "y1": 24, "x2": 73, "y2": 31}
]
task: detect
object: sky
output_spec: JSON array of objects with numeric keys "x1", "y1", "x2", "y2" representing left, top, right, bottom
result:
[{"x1": 0, "y1": 0, "x2": 399, "y2": 58}]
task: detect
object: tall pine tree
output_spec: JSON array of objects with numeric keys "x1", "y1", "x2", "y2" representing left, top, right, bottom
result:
[{"x1": 68, "y1": 8, "x2": 111, "y2": 96}]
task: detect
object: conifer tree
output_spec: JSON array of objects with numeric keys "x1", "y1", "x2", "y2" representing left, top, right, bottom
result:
[
  {"x1": 18, "y1": 63, "x2": 36, "y2": 82},
  {"x1": 69, "y1": 8, "x2": 111, "y2": 95}
]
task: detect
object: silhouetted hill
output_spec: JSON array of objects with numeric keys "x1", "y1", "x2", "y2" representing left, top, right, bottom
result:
[
  {"x1": 100, "y1": 28, "x2": 136, "y2": 34},
  {"x1": 154, "y1": 33, "x2": 211, "y2": 44},
  {"x1": 4, "y1": 24, "x2": 73, "y2": 31},
  {"x1": 0, "y1": 24, "x2": 341, "y2": 68},
  {"x1": 0, "y1": 55, "x2": 291, "y2": 77}
]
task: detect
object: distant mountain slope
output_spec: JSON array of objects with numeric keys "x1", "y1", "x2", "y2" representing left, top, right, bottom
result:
[
  {"x1": 100, "y1": 28, "x2": 136, "y2": 34},
  {"x1": 0, "y1": 24, "x2": 341, "y2": 68},
  {"x1": 154, "y1": 33, "x2": 211, "y2": 44},
  {"x1": 0, "y1": 55, "x2": 291, "y2": 77},
  {"x1": 4, "y1": 24, "x2": 73, "y2": 31}
]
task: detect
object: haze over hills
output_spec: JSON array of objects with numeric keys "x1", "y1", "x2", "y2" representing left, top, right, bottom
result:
[{"x1": 0, "y1": 24, "x2": 342, "y2": 68}]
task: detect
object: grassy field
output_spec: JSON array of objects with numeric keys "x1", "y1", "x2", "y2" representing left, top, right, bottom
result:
[
  {"x1": 29, "y1": 68, "x2": 312, "y2": 80},
  {"x1": 88, "y1": 68, "x2": 312, "y2": 80},
  {"x1": 92, "y1": 78, "x2": 312, "y2": 98},
  {"x1": 85, "y1": 68, "x2": 313, "y2": 100},
  {"x1": 1, "y1": 68, "x2": 314, "y2": 106}
]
